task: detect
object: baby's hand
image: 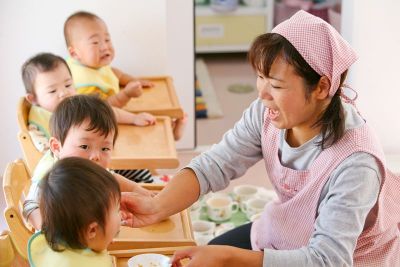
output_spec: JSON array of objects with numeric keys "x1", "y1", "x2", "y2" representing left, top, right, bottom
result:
[
  {"x1": 139, "y1": 79, "x2": 154, "y2": 88},
  {"x1": 124, "y1": 81, "x2": 143, "y2": 97},
  {"x1": 132, "y1": 112, "x2": 156, "y2": 126}
]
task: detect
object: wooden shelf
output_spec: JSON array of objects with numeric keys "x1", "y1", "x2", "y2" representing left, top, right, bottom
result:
[{"x1": 195, "y1": 0, "x2": 274, "y2": 53}]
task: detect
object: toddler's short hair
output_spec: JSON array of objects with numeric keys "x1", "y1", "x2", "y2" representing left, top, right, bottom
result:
[
  {"x1": 21, "y1": 53, "x2": 70, "y2": 95},
  {"x1": 50, "y1": 94, "x2": 118, "y2": 145},
  {"x1": 64, "y1": 11, "x2": 102, "y2": 47},
  {"x1": 40, "y1": 157, "x2": 120, "y2": 251}
]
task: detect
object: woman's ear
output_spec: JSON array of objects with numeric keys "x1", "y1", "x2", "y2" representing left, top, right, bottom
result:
[
  {"x1": 315, "y1": 76, "x2": 331, "y2": 100},
  {"x1": 49, "y1": 137, "x2": 62, "y2": 158},
  {"x1": 86, "y1": 222, "x2": 99, "y2": 241}
]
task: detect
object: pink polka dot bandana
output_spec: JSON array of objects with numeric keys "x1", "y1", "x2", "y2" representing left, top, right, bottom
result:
[{"x1": 272, "y1": 10, "x2": 357, "y2": 97}]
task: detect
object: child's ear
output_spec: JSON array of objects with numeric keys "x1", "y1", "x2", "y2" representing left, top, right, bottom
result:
[
  {"x1": 25, "y1": 94, "x2": 37, "y2": 105},
  {"x1": 68, "y1": 46, "x2": 79, "y2": 60},
  {"x1": 49, "y1": 137, "x2": 62, "y2": 157},
  {"x1": 86, "y1": 222, "x2": 99, "y2": 240}
]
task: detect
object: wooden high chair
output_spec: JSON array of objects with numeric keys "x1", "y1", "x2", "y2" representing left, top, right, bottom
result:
[
  {"x1": 0, "y1": 230, "x2": 29, "y2": 267},
  {"x1": 3, "y1": 159, "x2": 35, "y2": 261},
  {"x1": 16, "y1": 97, "x2": 43, "y2": 175},
  {"x1": 16, "y1": 97, "x2": 179, "y2": 172}
]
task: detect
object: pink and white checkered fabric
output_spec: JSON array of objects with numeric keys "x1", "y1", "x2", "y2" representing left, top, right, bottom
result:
[{"x1": 272, "y1": 10, "x2": 357, "y2": 97}]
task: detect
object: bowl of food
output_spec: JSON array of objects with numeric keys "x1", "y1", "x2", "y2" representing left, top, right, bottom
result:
[{"x1": 127, "y1": 253, "x2": 171, "y2": 267}]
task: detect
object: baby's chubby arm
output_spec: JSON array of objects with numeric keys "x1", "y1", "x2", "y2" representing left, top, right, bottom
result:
[
  {"x1": 108, "y1": 68, "x2": 154, "y2": 107},
  {"x1": 112, "y1": 67, "x2": 154, "y2": 89},
  {"x1": 112, "y1": 107, "x2": 156, "y2": 126}
]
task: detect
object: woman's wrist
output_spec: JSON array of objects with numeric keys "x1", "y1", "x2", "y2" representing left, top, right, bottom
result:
[{"x1": 225, "y1": 247, "x2": 264, "y2": 267}]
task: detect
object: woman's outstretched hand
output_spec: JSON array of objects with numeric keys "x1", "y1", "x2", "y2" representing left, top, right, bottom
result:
[
  {"x1": 120, "y1": 191, "x2": 160, "y2": 227},
  {"x1": 171, "y1": 246, "x2": 230, "y2": 267}
]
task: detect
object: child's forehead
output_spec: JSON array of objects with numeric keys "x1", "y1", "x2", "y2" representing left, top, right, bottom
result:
[
  {"x1": 72, "y1": 17, "x2": 108, "y2": 33},
  {"x1": 69, "y1": 121, "x2": 115, "y2": 140},
  {"x1": 34, "y1": 65, "x2": 71, "y2": 87}
]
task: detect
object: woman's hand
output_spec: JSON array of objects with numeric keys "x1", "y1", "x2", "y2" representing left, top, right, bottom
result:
[
  {"x1": 120, "y1": 191, "x2": 161, "y2": 227},
  {"x1": 129, "y1": 181, "x2": 155, "y2": 197},
  {"x1": 171, "y1": 245, "x2": 264, "y2": 267},
  {"x1": 171, "y1": 246, "x2": 230, "y2": 267}
]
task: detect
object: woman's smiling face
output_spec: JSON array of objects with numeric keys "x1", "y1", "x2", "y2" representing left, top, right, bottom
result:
[{"x1": 256, "y1": 56, "x2": 325, "y2": 141}]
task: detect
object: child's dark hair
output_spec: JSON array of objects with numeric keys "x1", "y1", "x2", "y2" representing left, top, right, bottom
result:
[
  {"x1": 39, "y1": 157, "x2": 120, "y2": 251},
  {"x1": 248, "y1": 33, "x2": 347, "y2": 149},
  {"x1": 50, "y1": 94, "x2": 118, "y2": 145},
  {"x1": 21, "y1": 53, "x2": 71, "y2": 95},
  {"x1": 64, "y1": 11, "x2": 102, "y2": 47}
]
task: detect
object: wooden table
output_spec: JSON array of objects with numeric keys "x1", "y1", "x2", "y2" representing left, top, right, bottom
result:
[
  {"x1": 111, "y1": 247, "x2": 191, "y2": 267},
  {"x1": 123, "y1": 76, "x2": 184, "y2": 119},
  {"x1": 110, "y1": 116, "x2": 178, "y2": 170},
  {"x1": 108, "y1": 185, "x2": 196, "y2": 251}
]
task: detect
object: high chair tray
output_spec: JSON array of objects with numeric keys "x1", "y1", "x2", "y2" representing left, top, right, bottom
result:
[
  {"x1": 108, "y1": 185, "x2": 195, "y2": 251},
  {"x1": 110, "y1": 116, "x2": 178, "y2": 169},
  {"x1": 123, "y1": 76, "x2": 184, "y2": 119},
  {"x1": 110, "y1": 246, "x2": 191, "y2": 267}
]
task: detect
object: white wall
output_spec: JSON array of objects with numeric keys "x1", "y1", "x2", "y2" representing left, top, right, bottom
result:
[
  {"x1": 166, "y1": 0, "x2": 195, "y2": 151},
  {"x1": 341, "y1": 1, "x2": 400, "y2": 156},
  {"x1": 0, "y1": 0, "x2": 194, "y2": 173}
]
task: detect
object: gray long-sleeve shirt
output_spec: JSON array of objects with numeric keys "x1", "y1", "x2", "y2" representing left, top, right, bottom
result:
[{"x1": 188, "y1": 99, "x2": 381, "y2": 267}]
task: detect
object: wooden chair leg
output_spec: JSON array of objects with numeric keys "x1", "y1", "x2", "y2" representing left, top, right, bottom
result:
[
  {"x1": 0, "y1": 231, "x2": 29, "y2": 267},
  {"x1": 0, "y1": 231, "x2": 15, "y2": 267}
]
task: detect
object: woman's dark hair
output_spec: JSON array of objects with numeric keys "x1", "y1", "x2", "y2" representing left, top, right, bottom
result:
[
  {"x1": 50, "y1": 94, "x2": 118, "y2": 145},
  {"x1": 248, "y1": 33, "x2": 347, "y2": 149},
  {"x1": 39, "y1": 157, "x2": 120, "y2": 251}
]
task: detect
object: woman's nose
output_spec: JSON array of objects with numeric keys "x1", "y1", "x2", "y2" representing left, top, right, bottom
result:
[{"x1": 259, "y1": 85, "x2": 273, "y2": 101}]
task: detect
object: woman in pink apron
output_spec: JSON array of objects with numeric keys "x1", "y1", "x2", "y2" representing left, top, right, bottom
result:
[{"x1": 123, "y1": 11, "x2": 400, "y2": 267}]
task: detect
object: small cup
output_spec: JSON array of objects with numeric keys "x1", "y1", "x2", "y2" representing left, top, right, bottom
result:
[
  {"x1": 190, "y1": 201, "x2": 202, "y2": 221},
  {"x1": 255, "y1": 189, "x2": 278, "y2": 202},
  {"x1": 192, "y1": 220, "x2": 216, "y2": 238},
  {"x1": 195, "y1": 234, "x2": 214, "y2": 246},
  {"x1": 206, "y1": 195, "x2": 238, "y2": 222},
  {"x1": 241, "y1": 198, "x2": 268, "y2": 220},
  {"x1": 232, "y1": 185, "x2": 259, "y2": 208}
]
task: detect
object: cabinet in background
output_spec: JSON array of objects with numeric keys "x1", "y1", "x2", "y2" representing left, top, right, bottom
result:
[{"x1": 195, "y1": 0, "x2": 274, "y2": 53}]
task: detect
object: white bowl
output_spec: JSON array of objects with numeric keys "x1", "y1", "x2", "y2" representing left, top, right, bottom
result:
[{"x1": 127, "y1": 253, "x2": 171, "y2": 267}]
